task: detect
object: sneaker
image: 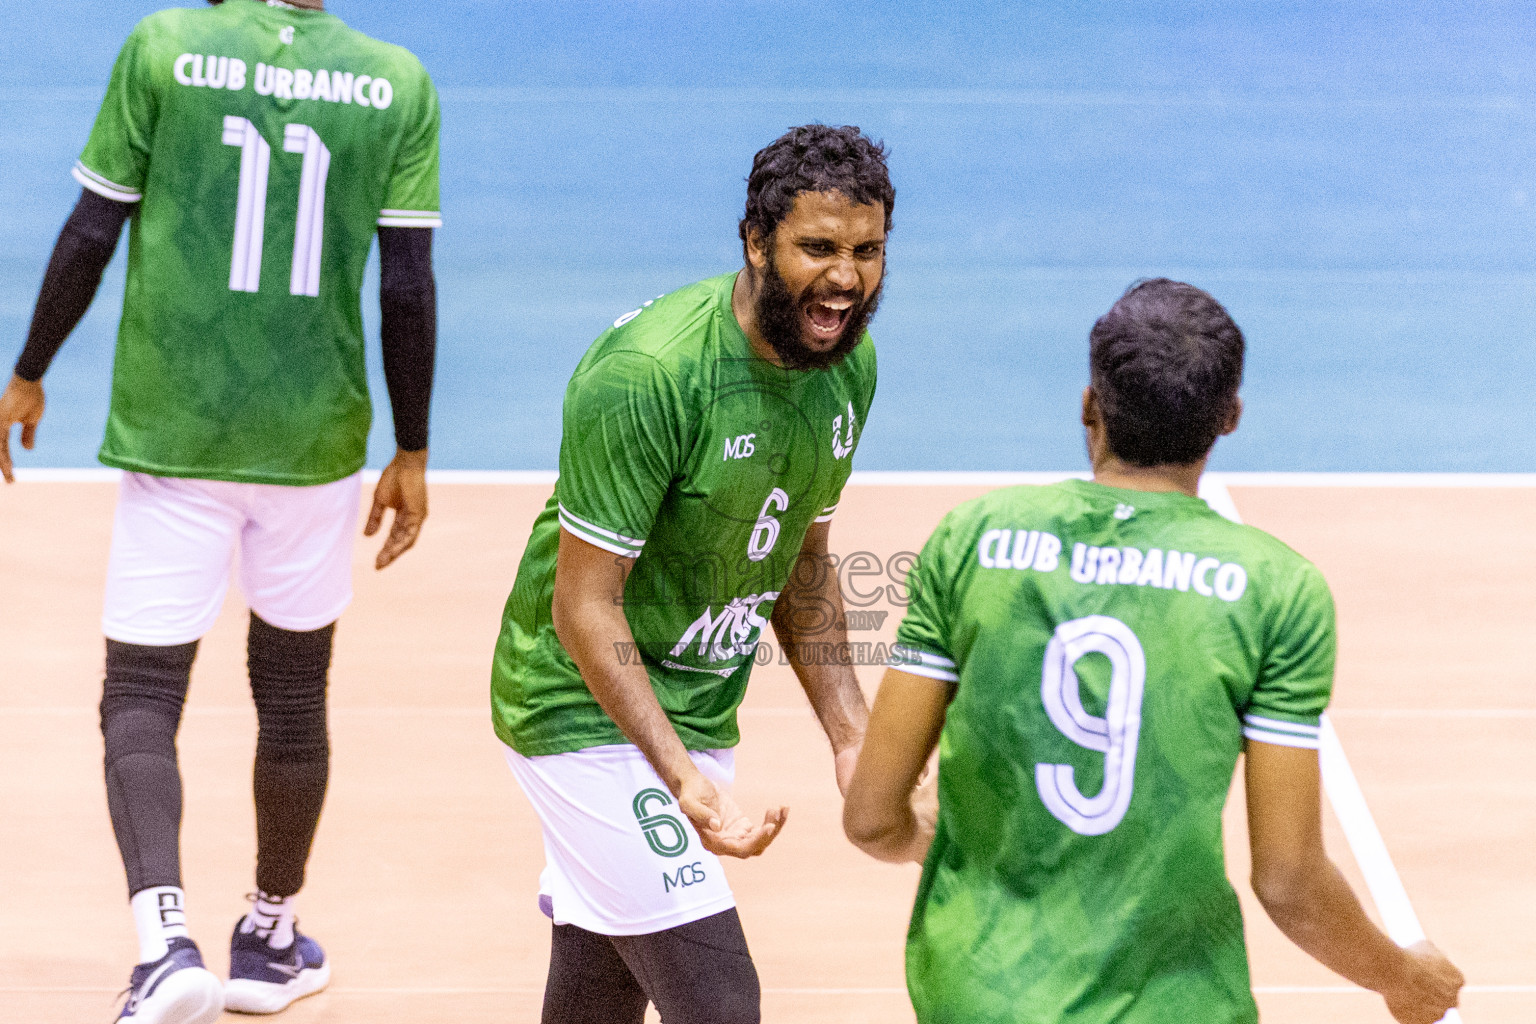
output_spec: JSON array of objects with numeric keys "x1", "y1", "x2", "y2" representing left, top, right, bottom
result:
[
  {"x1": 223, "y1": 920, "x2": 331, "y2": 1014},
  {"x1": 115, "y1": 937, "x2": 224, "y2": 1024}
]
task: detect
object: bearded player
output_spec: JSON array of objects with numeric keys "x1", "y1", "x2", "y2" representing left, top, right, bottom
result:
[
  {"x1": 843, "y1": 279, "x2": 1464, "y2": 1023},
  {"x1": 0, "y1": 1, "x2": 439, "y2": 1021},
  {"x1": 490, "y1": 124, "x2": 890, "y2": 1023}
]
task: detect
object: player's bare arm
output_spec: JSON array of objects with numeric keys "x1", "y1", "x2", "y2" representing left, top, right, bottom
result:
[
  {"x1": 1245, "y1": 740, "x2": 1464, "y2": 1023},
  {"x1": 770, "y1": 520, "x2": 872, "y2": 794},
  {"x1": 551, "y1": 527, "x2": 788, "y2": 858},
  {"x1": 842, "y1": 667, "x2": 947, "y2": 863}
]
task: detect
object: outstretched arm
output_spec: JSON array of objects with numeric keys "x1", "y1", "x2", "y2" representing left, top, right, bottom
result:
[
  {"x1": 552, "y1": 528, "x2": 787, "y2": 858},
  {"x1": 771, "y1": 520, "x2": 871, "y2": 794},
  {"x1": 842, "y1": 667, "x2": 948, "y2": 863},
  {"x1": 1245, "y1": 740, "x2": 1463, "y2": 1023},
  {"x1": 1, "y1": 188, "x2": 132, "y2": 482},
  {"x1": 365, "y1": 226, "x2": 436, "y2": 568}
]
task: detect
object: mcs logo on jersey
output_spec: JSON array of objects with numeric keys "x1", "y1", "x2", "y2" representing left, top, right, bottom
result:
[{"x1": 668, "y1": 592, "x2": 779, "y2": 664}]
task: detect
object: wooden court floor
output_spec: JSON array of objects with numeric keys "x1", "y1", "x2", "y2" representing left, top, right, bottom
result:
[{"x1": 1, "y1": 479, "x2": 1530, "y2": 1023}]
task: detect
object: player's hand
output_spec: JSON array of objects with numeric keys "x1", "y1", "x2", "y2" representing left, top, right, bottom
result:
[
  {"x1": 0, "y1": 375, "x2": 45, "y2": 484},
  {"x1": 365, "y1": 447, "x2": 428, "y2": 569},
  {"x1": 676, "y1": 769, "x2": 788, "y2": 859},
  {"x1": 1382, "y1": 941, "x2": 1464, "y2": 1024}
]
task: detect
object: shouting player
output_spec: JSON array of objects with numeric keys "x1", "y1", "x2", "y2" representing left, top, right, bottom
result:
[
  {"x1": 843, "y1": 279, "x2": 1464, "y2": 1024},
  {"x1": 490, "y1": 124, "x2": 890, "y2": 1023},
  {"x1": 0, "y1": 1, "x2": 439, "y2": 1021}
]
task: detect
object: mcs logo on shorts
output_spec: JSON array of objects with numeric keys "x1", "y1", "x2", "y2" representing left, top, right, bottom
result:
[{"x1": 632, "y1": 788, "x2": 689, "y2": 858}]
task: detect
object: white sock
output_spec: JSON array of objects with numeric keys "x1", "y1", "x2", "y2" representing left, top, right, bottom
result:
[
  {"x1": 240, "y1": 891, "x2": 296, "y2": 950},
  {"x1": 130, "y1": 886, "x2": 189, "y2": 964}
]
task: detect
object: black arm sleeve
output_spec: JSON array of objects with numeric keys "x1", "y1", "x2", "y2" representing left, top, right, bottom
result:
[
  {"x1": 377, "y1": 226, "x2": 437, "y2": 453},
  {"x1": 13, "y1": 188, "x2": 134, "y2": 382}
]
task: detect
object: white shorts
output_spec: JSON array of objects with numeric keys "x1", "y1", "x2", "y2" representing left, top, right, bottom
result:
[
  {"x1": 102, "y1": 472, "x2": 362, "y2": 646},
  {"x1": 503, "y1": 743, "x2": 737, "y2": 936}
]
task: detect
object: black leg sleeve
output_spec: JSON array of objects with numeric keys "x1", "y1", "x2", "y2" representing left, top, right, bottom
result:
[
  {"x1": 542, "y1": 923, "x2": 648, "y2": 1024},
  {"x1": 100, "y1": 639, "x2": 198, "y2": 897},
  {"x1": 610, "y1": 909, "x2": 762, "y2": 1024},
  {"x1": 248, "y1": 612, "x2": 334, "y2": 898}
]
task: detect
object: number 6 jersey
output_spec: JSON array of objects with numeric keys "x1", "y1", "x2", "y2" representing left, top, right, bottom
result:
[
  {"x1": 894, "y1": 479, "x2": 1336, "y2": 1024},
  {"x1": 75, "y1": 0, "x2": 440, "y2": 484}
]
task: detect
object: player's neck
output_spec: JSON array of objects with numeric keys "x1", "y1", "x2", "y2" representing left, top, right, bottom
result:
[
  {"x1": 261, "y1": 0, "x2": 325, "y2": 11},
  {"x1": 1091, "y1": 455, "x2": 1206, "y2": 498}
]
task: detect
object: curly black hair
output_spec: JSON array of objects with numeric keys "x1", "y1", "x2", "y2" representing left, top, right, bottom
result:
[
  {"x1": 739, "y1": 125, "x2": 894, "y2": 258},
  {"x1": 1089, "y1": 278, "x2": 1245, "y2": 466}
]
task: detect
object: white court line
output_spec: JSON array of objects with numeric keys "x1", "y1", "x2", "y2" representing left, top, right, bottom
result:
[
  {"x1": 1204, "y1": 477, "x2": 1464, "y2": 1024},
  {"x1": 12, "y1": 469, "x2": 1536, "y2": 487},
  {"x1": 5, "y1": 983, "x2": 1527, "y2": 995}
]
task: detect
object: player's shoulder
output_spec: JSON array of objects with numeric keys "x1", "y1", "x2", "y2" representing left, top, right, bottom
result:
[{"x1": 576, "y1": 274, "x2": 734, "y2": 377}]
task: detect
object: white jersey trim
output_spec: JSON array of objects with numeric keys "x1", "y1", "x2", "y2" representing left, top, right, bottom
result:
[
  {"x1": 377, "y1": 208, "x2": 442, "y2": 228},
  {"x1": 72, "y1": 162, "x2": 141, "y2": 203},
  {"x1": 1243, "y1": 726, "x2": 1321, "y2": 750},
  {"x1": 557, "y1": 503, "x2": 644, "y2": 558},
  {"x1": 889, "y1": 644, "x2": 959, "y2": 682},
  {"x1": 813, "y1": 502, "x2": 839, "y2": 523},
  {"x1": 1243, "y1": 714, "x2": 1321, "y2": 736}
]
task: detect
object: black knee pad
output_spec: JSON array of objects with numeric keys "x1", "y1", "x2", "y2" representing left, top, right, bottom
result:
[
  {"x1": 248, "y1": 612, "x2": 333, "y2": 763},
  {"x1": 101, "y1": 639, "x2": 197, "y2": 720},
  {"x1": 101, "y1": 638, "x2": 197, "y2": 756}
]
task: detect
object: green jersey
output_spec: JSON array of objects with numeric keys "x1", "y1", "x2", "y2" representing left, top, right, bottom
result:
[
  {"x1": 895, "y1": 479, "x2": 1335, "y2": 1024},
  {"x1": 491, "y1": 272, "x2": 877, "y2": 756},
  {"x1": 76, "y1": 0, "x2": 440, "y2": 484}
]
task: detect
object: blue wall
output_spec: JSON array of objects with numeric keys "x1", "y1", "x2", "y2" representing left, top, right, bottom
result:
[{"x1": 4, "y1": 2, "x2": 1533, "y2": 470}]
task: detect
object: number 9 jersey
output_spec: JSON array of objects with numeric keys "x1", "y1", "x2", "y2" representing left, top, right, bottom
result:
[
  {"x1": 893, "y1": 479, "x2": 1336, "y2": 1024},
  {"x1": 74, "y1": 1, "x2": 440, "y2": 485}
]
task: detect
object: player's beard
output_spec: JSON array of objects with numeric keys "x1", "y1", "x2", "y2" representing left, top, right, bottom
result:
[{"x1": 753, "y1": 252, "x2": 883, "y2": 371}]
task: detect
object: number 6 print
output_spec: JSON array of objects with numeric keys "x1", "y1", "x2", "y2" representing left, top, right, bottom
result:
[
  {"x1": 1035, "y1": 615, "x2": 1146, "y2": 836},
  {"x1": 746, "y1": 487, "x2": 789, "y2": 563}
]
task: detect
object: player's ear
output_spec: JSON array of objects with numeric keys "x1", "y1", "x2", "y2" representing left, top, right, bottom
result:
[
  {"x1": 1220, "y1": 395, "x2": 1243, "y2": 436},
  {"x1": 743, "y1": 225, "x2": 771, "y2": 272},
  {"x1": 1081, "y1": 386, "x2": 1099, "y2": 428}
]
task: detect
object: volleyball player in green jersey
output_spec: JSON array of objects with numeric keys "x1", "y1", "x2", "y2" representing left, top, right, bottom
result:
[
  {"x1": 0, "y1": 2, "x2": 439, "y2": 1021},
  {"x1": 845, "y1": 280, "x2": 1464, "y2": 1024},
  {"x1": 491, "y1": 125, "x2": 890, "y2": 1023}
]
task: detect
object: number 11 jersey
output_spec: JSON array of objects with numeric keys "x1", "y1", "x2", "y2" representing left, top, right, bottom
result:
[
  {"x1": 75, "y1": 0, "x2": 440, "y2": 484},
  {"x1": 894, "y1": 479, "x2": 1336, "y2": 1024}
]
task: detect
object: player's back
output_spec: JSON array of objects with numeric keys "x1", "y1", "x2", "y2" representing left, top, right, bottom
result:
[
  {"x1": 79, "y1": 1, "x2": 440, "y2": 483},
  {"x1": 897, "y1": 478, "x2": 1334, "y2": 1024}
]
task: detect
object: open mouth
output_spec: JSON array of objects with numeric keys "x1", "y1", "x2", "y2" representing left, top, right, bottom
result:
[{"x1": 803, "y1": 296, "x2": 854, "y2": 343}]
